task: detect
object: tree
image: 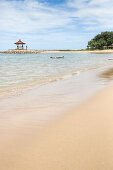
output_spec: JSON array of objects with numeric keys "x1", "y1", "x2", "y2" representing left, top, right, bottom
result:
[{"x1": 88, "y1": 31, "x2": 113, "y2": 49}]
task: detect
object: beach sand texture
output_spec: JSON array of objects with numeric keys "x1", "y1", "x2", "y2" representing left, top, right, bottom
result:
[
  {"x1": 0, "y1": 85, "x2": 113, "y2": 170},
  {"x1": 2, "y1": 49, "x2": 113, "y2": 54}
]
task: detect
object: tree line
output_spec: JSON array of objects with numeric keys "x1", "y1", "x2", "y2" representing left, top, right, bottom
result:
[{"x1": 87, "y1": 31, "x2": 113, "y2": 50}]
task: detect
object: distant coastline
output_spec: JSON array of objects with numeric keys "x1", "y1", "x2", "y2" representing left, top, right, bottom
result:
[{"x1": 1, "y1": 49, "x2": 113, "y2": 54}]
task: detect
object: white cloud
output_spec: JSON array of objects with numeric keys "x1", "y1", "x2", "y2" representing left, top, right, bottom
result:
[
  {"x1": 67, "y1": 0, "x2": 113, "y2": 30},
  {"x1": 67, "y1": 0, "x2": 88, "y2": 8},
  {"x1": 1, "y1": 0, "x2": 113, "y2": 35},
  {"x1": 0, "y1": 0, "x2": 73, "y2": 34},
  {"x1": 0, "y1": 0, "x2": 113, "y2": 50}
]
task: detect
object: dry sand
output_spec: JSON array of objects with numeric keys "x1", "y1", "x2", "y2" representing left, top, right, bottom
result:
[
  {"x1": 41, "y1": 49, "x2": 113, "y2": 53},
  {"x1": 0, "y1": 85, "x2": 113, "y2": 170},
  {"x1": 2, "y1": 49, "x2": 113, "y2": 54}
]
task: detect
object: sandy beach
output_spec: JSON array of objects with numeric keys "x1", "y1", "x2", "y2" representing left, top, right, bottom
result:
[
  {"x1": 0, "y1": 84, "x2": 113, "y2": 170},
  {"x1": 27, "y1": 85, "x2": 113, "y2": 170},
  {"x1": 2, "y1": 49, "x2": 113, "y2": 54},
  {"x1": 1, "y1": 0, "x2": 113, "y2": 169},
  {"x1": 0, "y1": 66, "x2": 113, "y2": 170},
  {"x1": 41, "y1": 49, "x2": 113, "y2": 53}
]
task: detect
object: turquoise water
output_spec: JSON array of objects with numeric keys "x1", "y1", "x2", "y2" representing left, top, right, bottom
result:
[{"x1": 0, "y1": 52, "x2": 113, "y2": 98}]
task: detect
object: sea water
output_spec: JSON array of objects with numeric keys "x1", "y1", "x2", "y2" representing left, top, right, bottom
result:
[
  {"x1": 0, "y1": 52, "x2": 113, "y2": 98},
  {"x1": 0, "y1": 52, "x2": 113, "y2": 136}
]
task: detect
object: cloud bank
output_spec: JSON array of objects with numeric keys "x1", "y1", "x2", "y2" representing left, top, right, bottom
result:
[{"x1": 0, "y1": 0, "x2": 113, "y2": 50}]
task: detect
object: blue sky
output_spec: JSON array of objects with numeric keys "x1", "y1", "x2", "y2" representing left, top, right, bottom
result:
[{"x1": 0, "y1": 0, "x2": 113, "y2": 50}]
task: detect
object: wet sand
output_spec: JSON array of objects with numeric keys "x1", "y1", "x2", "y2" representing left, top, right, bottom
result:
[
  {"x1": 0, "y1": 67, "x2": 113, "y2": 170},
  {"x1": 100, "y1": 67, "x2": 113, "y2": 79},
  {"x1": 1, "y1": 84, "x2": 113, "y2": 170}
]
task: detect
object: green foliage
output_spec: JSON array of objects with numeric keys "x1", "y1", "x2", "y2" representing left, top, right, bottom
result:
[{"x1": 88, "y1": 31, "x2": 113, "y2": 49}]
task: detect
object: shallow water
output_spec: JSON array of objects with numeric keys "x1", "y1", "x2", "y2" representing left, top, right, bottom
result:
[
  {"x1": 0, "y1": 65, "x2": 112, "y2": 134},
  {"x1": 0, "y1": 52, "x2": 113, "y2": 98},
  {"x1": 0, "y1": 60, "x2": 113, "y2": 170}
]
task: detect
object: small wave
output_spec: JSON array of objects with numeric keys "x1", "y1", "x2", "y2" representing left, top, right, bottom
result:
[
  {"x1": 72, "y1": 71, "x2": 80, "y2": 76},
  {"x1": 62, "y1": 72, "x2": 78, "y2": 80}
]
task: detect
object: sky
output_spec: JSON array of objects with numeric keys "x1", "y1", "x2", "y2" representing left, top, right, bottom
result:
[{"x1": 0, "y1": 0, "x2": 113, "y2": 50}]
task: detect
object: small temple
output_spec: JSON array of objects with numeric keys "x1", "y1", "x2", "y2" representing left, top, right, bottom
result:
[
  {"x1": 14, "y1": 40, "x2": 26, "y2": 50},
  {"x1": 2, "y1": 40, "x2": 41, "y2": 53}
]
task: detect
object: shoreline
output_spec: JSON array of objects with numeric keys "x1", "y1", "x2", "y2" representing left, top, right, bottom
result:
[
  {"x1": 1, "y1": 80, "x2": 113, "y2": 169},
  {"x1": 0, "y1": 64, "x2": 110, "y2": 101},
  {"x1": 0, "y1": 64, "x2": 111, "y2": 100},
  {"x1": 0, "y1": 65, "x2": 113, "y2": 169},
  {"x1": 1, "y1": 49, "x2": 113, "y2": 54}
]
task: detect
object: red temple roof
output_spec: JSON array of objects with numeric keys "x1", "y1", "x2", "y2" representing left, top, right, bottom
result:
[{"x1": 14, "y1": 40, "x2": 26, "y2": 45}]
